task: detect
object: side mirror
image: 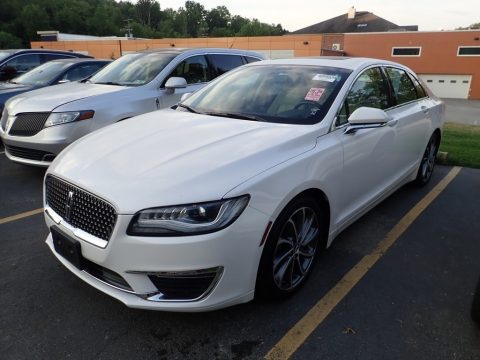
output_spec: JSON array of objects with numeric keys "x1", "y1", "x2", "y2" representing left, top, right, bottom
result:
[
  {"x1": 345, "y1": 107, "x2": 390, "y2": 134},
  {"x1": 180, "y1": 92, "x2": 193, "y2": 102},
  {"x1": 165, "y1": 77, "x2": 187, "y2": 93}
]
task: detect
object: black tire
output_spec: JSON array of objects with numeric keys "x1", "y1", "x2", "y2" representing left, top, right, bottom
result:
[
  {"x1": 471, "y1": 277, "x2": 480, "y2": 324},
  {"x1": 415, "y1": 132, "x2": 440, "y2": 186},
  {"x1": 256, "y1": 196, "x2": 327, "y2": 300}
]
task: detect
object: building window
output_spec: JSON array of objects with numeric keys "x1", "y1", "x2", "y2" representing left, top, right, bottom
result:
[
  {"x1": 391, "y1": 47, "x2": 421, "y2": 57},
  {"x1": 457, "y1": 46, "x2": 480, "y2": 56}
]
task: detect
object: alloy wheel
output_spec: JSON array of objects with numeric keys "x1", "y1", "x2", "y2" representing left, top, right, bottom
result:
[{"x1": 272, "y1": 207, "x2": 319, "y2": 291}]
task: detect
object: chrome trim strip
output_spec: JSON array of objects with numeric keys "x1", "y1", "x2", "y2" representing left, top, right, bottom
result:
[
  {"x1": 132, "y1": 266, "x2": 224, "y2": 303},
  {"x1": 81, "y1": 270, "x2": 143, "y2": 295},
  {"x1": 44, "y1": 205, "x2": 108, "y2": 248}
]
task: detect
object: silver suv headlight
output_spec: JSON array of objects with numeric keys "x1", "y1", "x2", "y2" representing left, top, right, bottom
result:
[
  {"x1": 44, "y1": 110, "x2": 94, "y2": 128},
  {"x1": 127, "y1": 195, "x2": 250, "y2": 236}
]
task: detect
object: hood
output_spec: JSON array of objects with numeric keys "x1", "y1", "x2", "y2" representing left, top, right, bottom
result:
[
  {"x1": 48, "y1": 110, "x2": 317, "y2": 214},
  {"x1": 6, "y1": 82, "x2": 128, "y2": 113},
  {"x1": 0, "y1": 83, "x2": 36, "y2": 105}
]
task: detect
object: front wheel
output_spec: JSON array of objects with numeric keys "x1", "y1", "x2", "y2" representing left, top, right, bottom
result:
[
  {"x1": 256, "y1": 196, "x2": 326, "y2": 299},
  {"x1": 415, "y1": 133, "x2": 439, "y2": 186}
]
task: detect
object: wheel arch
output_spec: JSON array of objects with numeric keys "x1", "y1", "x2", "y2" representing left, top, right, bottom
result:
[{"x1": 268, "y1": 187, "x2": 331, "y2": 249}]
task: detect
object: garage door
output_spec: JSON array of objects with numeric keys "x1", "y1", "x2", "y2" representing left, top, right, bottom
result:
[{"x1": 419, "y1": 74, "x2": 471, "y2": 99}]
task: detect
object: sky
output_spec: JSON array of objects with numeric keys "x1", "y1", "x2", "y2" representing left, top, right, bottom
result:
[{"x1": 150, "y1": 0, "x2": 480, "y2": 32}]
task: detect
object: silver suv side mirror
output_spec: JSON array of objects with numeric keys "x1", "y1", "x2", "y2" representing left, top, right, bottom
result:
[{"x1": 165, "y1": 77, "x2": 187, "y2": 94}]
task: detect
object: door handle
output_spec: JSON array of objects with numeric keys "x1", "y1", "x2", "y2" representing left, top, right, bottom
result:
[{"x1": 421, "y1": 106, "x2": 429, "y2": 114}]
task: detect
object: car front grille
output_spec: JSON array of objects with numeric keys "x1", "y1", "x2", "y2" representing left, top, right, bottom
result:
[
  {"x1": 5, "y1": 144, "x2": 55, "y2": 162},
  {"x1": 9, "y1": 112, "x2": 50, "y2": 136},
  {"x1": 45, "y1": 175, "x2": 117, "y2": 241}
]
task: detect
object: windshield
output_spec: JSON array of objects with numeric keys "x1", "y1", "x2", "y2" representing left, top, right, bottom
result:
[
  {"x1": 89, "y1": 52, "x2": 176, "y2": 86},
  {"x1": 180, "y1": 65, "x2": 352, "y2": 125},
  {"x1": 11, "y1": 61, "x2": 69, "y2": 85},
  {"x1": 0, "y1": 51, "x2": 14, "y2": 62}
]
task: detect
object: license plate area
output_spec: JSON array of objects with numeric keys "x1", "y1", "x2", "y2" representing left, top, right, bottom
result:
[{"x1": 51, "y1": 226, "x2": 84, "y2": 270}]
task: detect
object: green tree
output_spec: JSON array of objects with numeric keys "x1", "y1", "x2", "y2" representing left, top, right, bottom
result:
[
  {"x1": 206, "y1": 6, "x2": 231, "y2": 35},
  {"x1": 184, "y1": 1, "x2": 206, "y2": 37},
  {"x1": 0, "y1": 31, "x2": 22, "y2": 48},
  {"x1": 18, "y1": 4, "x2": 51, "y2": 43}
]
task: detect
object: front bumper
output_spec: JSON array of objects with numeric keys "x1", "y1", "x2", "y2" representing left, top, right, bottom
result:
[
  {"x1": 44, "y1": 205, "x2": 270, "y2": 312},
  {"x1": 0, "y1": 120, "x2": 92, "y2": 167}
]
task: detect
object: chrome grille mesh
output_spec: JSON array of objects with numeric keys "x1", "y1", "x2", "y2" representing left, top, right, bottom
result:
[
  {"x1": 45, "y1": 175, "x2": 117, "y2": 241},
  {"x1": 9, "y1": 112, "x2": 50, "y2": 136}
]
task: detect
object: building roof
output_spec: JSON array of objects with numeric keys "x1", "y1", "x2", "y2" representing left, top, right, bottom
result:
[{"x1": 293, "y1": 9, "x2": 418, "y2": 34}]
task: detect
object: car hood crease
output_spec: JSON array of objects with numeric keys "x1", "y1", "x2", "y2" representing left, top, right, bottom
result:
[{"x1": 6, "y1": 82, "x2": 129, "y2": 113}]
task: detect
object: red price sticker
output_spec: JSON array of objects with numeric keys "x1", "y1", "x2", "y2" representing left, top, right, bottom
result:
[{"x1": 304, "y1": 88, "x2": 325, "y2": 101}]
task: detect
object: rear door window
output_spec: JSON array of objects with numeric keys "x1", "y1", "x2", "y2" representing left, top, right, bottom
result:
[
  {"x1": 208, "y1": 54, "x2": 244, "y2": 76},
  {"x1": 385, "y1": 67, "x2": 418, "y2": 105},
  {"x1": 408, "y1": 73, "x2": 428, "y2": 99}
]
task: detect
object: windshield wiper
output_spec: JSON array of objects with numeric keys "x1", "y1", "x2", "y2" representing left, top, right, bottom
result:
[
  {"x1": 94, "y1": 81, "x2": 123, "y2": 86},
  {"x1": 177, "y1": 103, "x2": 203, "y2": 114},
  {"x1": 205, "y1": 111, "x2": 266, "y2": 122}
]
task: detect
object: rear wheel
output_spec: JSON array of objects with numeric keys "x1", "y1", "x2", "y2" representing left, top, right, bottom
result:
[
  {"x1": 256, "y1": 196, "x2": 326, "y2": 299},
  {"x1": 415, "y1": 133, "x2": 439, "y2": 186}
]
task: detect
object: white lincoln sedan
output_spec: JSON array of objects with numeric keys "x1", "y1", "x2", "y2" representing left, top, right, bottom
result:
[{"x1": 43, "y1": 57, "x2": 444, "y2": 311}]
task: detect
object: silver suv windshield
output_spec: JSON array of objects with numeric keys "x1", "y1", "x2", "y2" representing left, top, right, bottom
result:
[
  {"x1": 12, "y1": 61, "x2": 69, "y2": 86},
  {"x1": 180, "y1": 65, "x2": 352, "y2": 125},
  {"x1": 89, "y1": 52, "x2": 176, "y2": 87}
]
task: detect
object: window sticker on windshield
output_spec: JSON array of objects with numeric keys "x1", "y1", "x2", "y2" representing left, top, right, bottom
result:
[
  {"x1": 312, "y1": 74, "x2": 337, "y2": 82},
  {"x1": 305, "y1": 88, "x2": 325, "y2": 101}
]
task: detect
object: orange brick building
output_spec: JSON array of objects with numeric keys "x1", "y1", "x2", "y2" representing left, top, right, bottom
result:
[{"x1": 31, "y1": 30, "x2": 480, "y2": 99}]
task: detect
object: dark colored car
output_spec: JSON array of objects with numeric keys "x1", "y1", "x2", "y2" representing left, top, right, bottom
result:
[
  {"x1": 0, "y1": 58, "x2": 111, "y2": 112},
  {"x1": 0, "y1": 49, "x2": 92, "y2": 82}
]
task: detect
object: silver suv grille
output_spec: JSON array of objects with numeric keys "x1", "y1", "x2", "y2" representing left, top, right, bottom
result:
[
  {"x1": 9, "y1": 112, "x2": 50, "y2": 136},
  {"x1": 45, "y1": 175, "x2": 117, "y2": 241}
]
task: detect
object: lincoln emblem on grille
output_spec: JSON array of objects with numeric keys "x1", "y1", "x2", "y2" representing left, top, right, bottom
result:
[{"x1": 65, "y1": 191, "x2": 74, "y2": 222}]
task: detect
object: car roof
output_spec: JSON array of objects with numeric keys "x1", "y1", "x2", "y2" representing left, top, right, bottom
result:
[
  {"x1": 137, "y1": 47, "x2": 265, "y2": 58},
  {"x1": 250, "y1": 57, "x2": 404, "y2": 70},
  {"x1": 2, "y1": 49, "x2": 87, "y2": 55},
  {"x1": 49, "y1": 58, "x2": 111, "y2": 64}
]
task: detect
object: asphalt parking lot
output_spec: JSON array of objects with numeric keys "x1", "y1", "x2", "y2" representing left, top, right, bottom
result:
[{"x1": 1, "y1": 145, "x2": 480, "y2": 360}]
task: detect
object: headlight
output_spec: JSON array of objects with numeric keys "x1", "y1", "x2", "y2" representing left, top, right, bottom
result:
[
  {"x1": 44, "y1": 110, "x2": 94, "y2": 128},
  {"x1": 127, "y1": 195, "x2": 250, "y2": 236}
]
